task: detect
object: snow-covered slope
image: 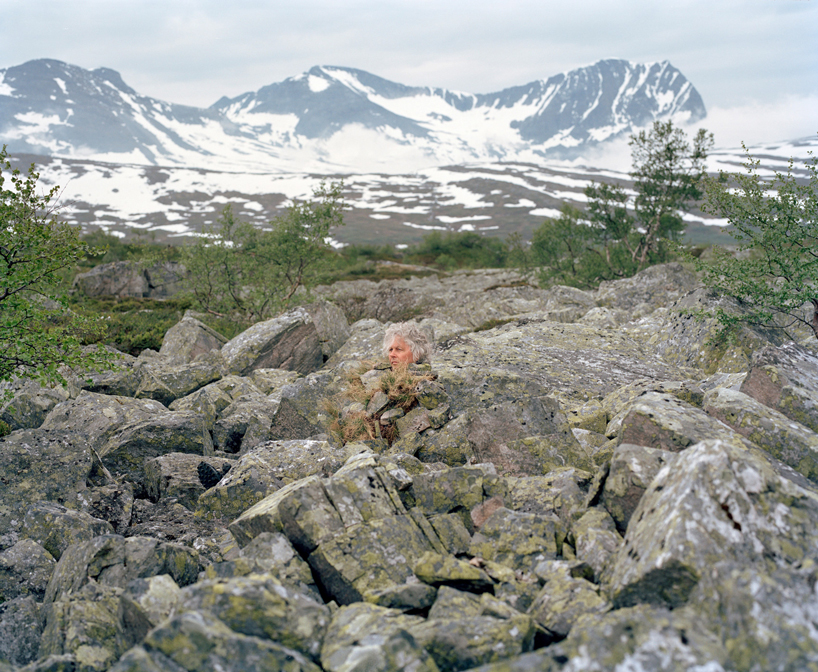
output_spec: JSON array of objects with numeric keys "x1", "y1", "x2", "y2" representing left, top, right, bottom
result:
[{"x1": 0, "y1": 59, "x2": 705, "y2": 172}]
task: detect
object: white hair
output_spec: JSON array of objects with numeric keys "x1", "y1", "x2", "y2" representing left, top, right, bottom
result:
[{"x1": 382, "y1": 322, "x2": 432, "y2": 363}]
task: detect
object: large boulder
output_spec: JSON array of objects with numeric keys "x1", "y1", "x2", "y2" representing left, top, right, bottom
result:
[
  {"x1": 0, "y1": 596, "x2": 41, "y2": 667},
  {"x1": 44, "y1": 535, "x2": 202, "y2": 605},
  {"x1": 72, "y1": 260, "x2": 148, "y2": 298},
  {"x1": 433, "y1": 318, "x2": 692, "y2": 410},
  {"x1": 159, "y1": 314, "x2": 228, "y2": 366},
  {"x1": 304, "y1": 300, "x2": 351, "y2": 361},
  {"x1": 97, "y1": 411, "x2": 214, "y2": 496},
  {"x1": 604, "y1": 439, "x2": 818, "y2": 611},
  {"x1": 180, "y1": 575, "x2": 331, "y2": 661},
  {"x1": 220, "y1": 307, "x2": 323, "y2": 375},
  {"x1": 20, "y1": 502, "x2": 113, "y2": 560},
  {"x1": 703, "y1": 386, "x2": 818, "y2": 482},
  {"x1": 740, "y1": 340, "x2": 818, "y2": 434},
  {"x1": 0, "y1": 429, "x2": 99, "y2": 548},
  {"x1": 0, "y1": 539, "x2": 56, "y2": 602},
  {"x1": 41, "y1": 392, "x2": 167, "y2": 451},
  {"x1": 143, "y1": 453, "x2": 233, "y2": 509},
  {"x1": 0, "y1": 379, "x2": 70, "y2": 431},
  {"x1": 595, "y1": 262, "x2": 700, "y2": 315},
  {"x1": 134, "y1": 358, "x2": 223, "y2": 406},
  {"x1": 112, "y1": 611, "x2": 322, "y2": 672}
]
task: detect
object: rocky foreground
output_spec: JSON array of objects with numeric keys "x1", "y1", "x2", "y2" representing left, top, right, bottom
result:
[{"x1": 1, "y1": 263, "x2": 818, "y2": 672}]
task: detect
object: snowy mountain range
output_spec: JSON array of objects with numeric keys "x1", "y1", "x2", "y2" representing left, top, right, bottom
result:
[{"x1": 0, "y1": 58, "x2": 705, "y2": 172}]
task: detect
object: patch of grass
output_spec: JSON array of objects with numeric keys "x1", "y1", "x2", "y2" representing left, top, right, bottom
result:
[{"x1": 474, "y1": 317, "x2": 515, "y2": 332}]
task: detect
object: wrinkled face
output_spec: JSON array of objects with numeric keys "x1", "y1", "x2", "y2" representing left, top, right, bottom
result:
[{"x1": 387, "y1": 335, "x2": 415, "y2": 366}]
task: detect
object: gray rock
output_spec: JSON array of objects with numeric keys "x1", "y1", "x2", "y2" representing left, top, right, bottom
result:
[
  {"x1": 507, "y1": 469, "x2": 594, "y2": 525},
  {"x1": 77, "y1": 482, "x2": 135, "y2": 535},
  {"x1": 42, "y1": 391, "x2": 167, "y2": 451},
  {"x1": 323, "y1": 318, "x2": 387, "y2": 369},
  {"x1": 180, "y1": 575, "x2": 330, "y2": 660},
  {"x1": 704, "y1": 386, "x2": 818, "y2": 482},
  {"x1": 21, "y1": 502, "x2": 113, "y2": 560},
  {"x1": 0, "y1": 596, "x2": 41, "y2": 666},
  {"x1": 741, "y1": 340, "x2": 818, "y2": 433},
  {"x1": 143, "y1": 261, "x2": 187, "y2": 299},
  {"x1": 143, "y1": 454, "x2": 233, "y2": 509},
  {"x1": 114, "y1": 611, "x2": 322, "y2": 672},
  {"x1": 600, "y1": 443, "x2": 677, "y2": 534},
  {"x1": 134, "y1": 359, "x2": 223, "y2": 406},
  {"x1": 570, "y1": 508, "x2": 622, "y2": 580},
  {"x1": 595, "y1": 262, "x2": 700, "y2": 314},
  {"x1": 72, "y1": 260, "x2": 148, "y2": 298},
  {"x1": 304, "y1": 300, "x2": 352, "y2": 360},
  {"x1": 98, "y1": 411, "x2": 214, "y2": 496},
  {"x1": 0, "y1": 539, "x2": 56, "y2": 602},
  {"x1": 221, "y1": 307, "x2": 323, "y2": 375},
  {"x1": 158, "y1": 315, "x2": 227, "y2": 365},
  {"x1": 0, "y1": 429, "x2": 98, "y2": 546},
  {"x1": 605, "y1": 439, "x2": 818, "y2": 616},
  {"x1": 469, "y1": 508, "x2": 562, "y2": 572},
  {"x1": 122, "y1": 574, "x2": 181, "y2": 627},
  {"x1": 247, "y1": 368, "x2": 301, "y2": 395},
  {"x1": 0, "y1": 379, "x2": 70, "y2": 431},
  {"x1": 44, "y1": 535, "x2": 201, "y2": 605},
  {"x1": 39, "y1": 581, "x2": 147, "y2": 672}
]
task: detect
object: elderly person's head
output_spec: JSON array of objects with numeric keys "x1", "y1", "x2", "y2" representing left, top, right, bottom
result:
[{"x1": 383, "y1": 322, "x2": 431, "y2": 368}]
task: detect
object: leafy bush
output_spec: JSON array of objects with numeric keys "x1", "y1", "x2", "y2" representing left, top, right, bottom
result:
[
  {"x1": 181, "y1": 181, "x2": 344, "y2": 325},
  {"x1": 532, "y1": 121, "x2": 713, "y2": 288},
  {"x1": 697, "y1": 149, "x2": 817, "y2": 341},
  {"x1": 0, "y1": 147, "x2": 112, "y2": 387},
  {"x1": 404, "y1": 231, "x2": 510, "y2": 269}
]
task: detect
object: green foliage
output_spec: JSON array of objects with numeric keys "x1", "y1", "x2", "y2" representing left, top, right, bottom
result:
[
  {"x1": 79, "y1": 230, "x2": 181, "y2": 268},
  {"x1": 0, "y1": 419, "x2": 10, "y2": 438},
  {"x1": 0, "y1": 146, "x2": 113, "y2": 387},
  {"x1": 697, "y1": 149, "x2": 818, "y2": 341},
  {"x1": 181, "y1": 181, "x2": 345, "y2": 324},
  {"x1": 533, "y1": 121, "x2": 713, "y2": 288},
  {"x1": 404, "y1": 230, "x2": 510, "y2": 269}
]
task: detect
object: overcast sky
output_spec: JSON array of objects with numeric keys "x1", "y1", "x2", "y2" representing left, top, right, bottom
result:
[{"x1": 1, "y1": 0, "x2": 816, "y2": 148}]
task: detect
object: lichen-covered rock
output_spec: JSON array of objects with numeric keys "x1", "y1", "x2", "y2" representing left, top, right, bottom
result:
[
  {"x1": 202, "y1": 532, "x2": 319, "y2": 599},
  {"x1": 125, "y1": 499, "x2": 235, "y2": 566},
  {"x1": 72, "y1": 260, "x2": 148, "y2": 298},
  {"x1": 21, "y1": 502, "x2": 113, "y2": 560},
  {"x1": 158, "y1": 315, "x2": 227, "y2": 366},
  {"x1": 324, "y1": 465, "x2": 404, "y2": 528},
  {"x1": 77, "y1": 483, "x2": 135, "y2": 535},
  {"x1": 180, "y1": 575, "x2": 330, "y2": 660},
  {"x1": 740, "y1": 341, "x2": 818, "y2": 434},
  {"x1": 428, "y1": 514, "x2": 471, "y2": 555},
  {"x1": 410, "y1": 614, "x2": 535, "y2": 672},
  {"x1": 98, "y1": 412, "x2": 214, "y2": 496},
  {"x1": 134, "y1": 359, "x2": 223, "y2": 407},
  {"x1": 304, "y1": 300, "x2": 351, "y2": 360},
  {"x1": 411, "y1": 415, "x2": 474, "y2": 466},
  {"x1": 557, "y1": 604, "x2": 726, "y2": 672},
  {"x1": 0, "y1": 595, "x2": 41, "y2": 666},
  {"x1": 41, "y1": 392, "x2": 167, "y2": 450},
  {"x1": 412, "y1": 467, "x2": 485, "y2": 520},
  {"x1": 507, "y1": 468, "x2": 593, "y2": 525},
  {"x1": 221, "y1": 307, "x2": 323, "y2": 376},
  {"x1": 319, "y1": 602, "x2": 426, "y2": 672},
  {"x1": 39, "y1": 582, "x2": 147, "y2": 672},
  {"x1": 44, "y1": 535, "x2": 201, "y2": 605},
  {"x1": 122, "y1": 574, "x2": 181, "y2": 627},
  {"x1": 600, "y1": 443, "x2": 677, "y2": 535},
  {"x1": 648, "y1": 288, "x2": 787, "y2": 374},
  {"x1": 605, "y1": 439, "x2": 818, "y2": 617},
  {"x1": 570, "y1": 508, "x2": 621, "y2": 579},
  {"x1": 211, "y1": 395, "x2": 278, "y2": 454},
  {"x1": 364, "y1": 580, "x2": 439, "y2": 612},
  {"x1": 0, "y1": 379, "x2": 71, "y2": 431},
  {"x1": 413, "y1": 552, "x2": 493, "y2": 590},
  {"x1": 564, "y1": 399, "x2": 607, "y2": 434},
  {"x1": 256, "y1": 439, "x2": 347, "y2": 486},
  {"x1": 248, "y1": 368, "x2": 301, "y2": 395},
  {"x1": 617, "y1": 391, "x2": 753, "y2": 452},
  {"x1": 143, "y1": 454, "x2": 233, "y2": 509},
  {"x1": 0, "y1": 539, "x2": 56, "y2": 602},
  {"x1": 704, "y1": 386, "x2": 818, "y2": 482},
  {"x1": 528, "y1": 563, "x2": 610, "y2": 639},
  {"x1": 168, "y1": 378, "x2": 238, "y2": 431},
  {"x1": 469, "y1": 508, "x2": 562, "y2": 573},
  {"x1": 434, "y1": 318, "x2": 692, "y2": 410},
  {"x1": 0, "y1": 430, "x2": 98, "y2": 546},
  {"x1": 309, "y1": 515, "x2": 437, "y2": 604},
  {"x1": 597, "y1": 263, "x2": 700, "y2": 313},
  {"x1": 269, "y1": 370, "x2": 342, "y2": 440},
  {"x1": 114, "y1": 611, "x2": 322, "y2": 672},
  {"x1": 323, "y1": 318, "x2": 386, "y2": 369},
  {"x1": 600, "y1": 378, "x2": 705, "y2": 430}
]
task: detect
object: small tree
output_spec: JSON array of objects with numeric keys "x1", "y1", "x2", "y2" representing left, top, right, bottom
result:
[
  {"x1": 697, "y1": 149, "x2": 818, "y2": 341},
  {"x1": 533, "y1": 121, "x2": 713, "y2": 287},
  {"x1": 0, "y1": 147, "x2": 110, "y2": 387},
  {"x1": 183, "y1": 181, "x2": 345, "y2": 324}
]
